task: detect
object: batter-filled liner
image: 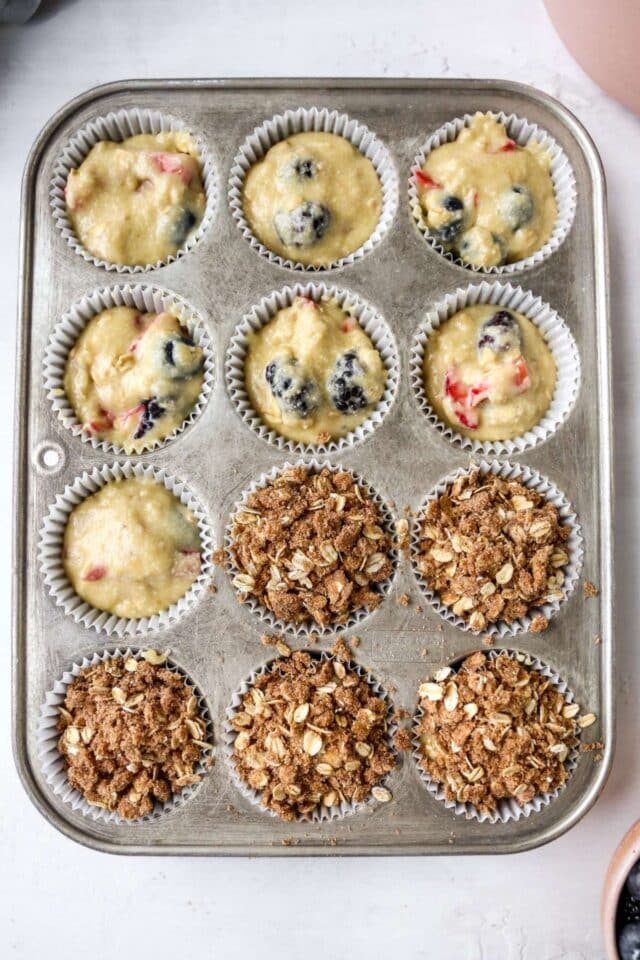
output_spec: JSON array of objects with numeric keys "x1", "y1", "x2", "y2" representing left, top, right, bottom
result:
[
  {"x1": 50, "y1": 107, "x2": 217, "y2": 272},
  {"x1": 44, "y1": 284, "x2": 215, "y2": 456},
  {"x1": 409, "y1": 111, "x2": 576, "y2": 274},
  {"x1": 225, "y1": 283, "x2": 399, "y2": 455},
  {"x1": 409, "y1": 280, "x2": 580, "y2": 456},
  {"x1": 229, "y1": 106, "x2": 398, "y2": 271},
  {"x1": 38, "y1": 461, "x2": 213, "y2": 636}
]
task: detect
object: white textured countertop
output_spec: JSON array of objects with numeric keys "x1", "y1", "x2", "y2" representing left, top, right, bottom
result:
[{"x1": 1, "y1": 2, "x2": 636, "y2": 957}]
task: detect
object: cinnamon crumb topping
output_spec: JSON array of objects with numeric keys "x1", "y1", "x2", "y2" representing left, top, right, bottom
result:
[
  {"x1": 229, "y1": 651, "x2": 395, "y2": 820},
  {"x1": 415, "y1": 651, "x2": 584, "y2": 815},
  {"x1": 56, "y1": 654, "x2": 211, "y2": 819},
  {"x1": 229, "y1": 466, "x2": 394, "y2": 627},
  {"x1": 415, "y1": 471, "x2": 571, "y2": 631}
]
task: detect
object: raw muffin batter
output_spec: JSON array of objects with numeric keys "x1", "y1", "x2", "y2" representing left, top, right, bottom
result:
[
  {"x1": 245, "y1": 295, "x2": 386, "y2": 444},
  {"x1": 424, "y1": 304, "x2": 556, "y2": 440},
  {"x1": 65, "y1": 131, "x2": 206, "y2": 266},
  {"x1": 416, "y1": 113, "x2": 557, "y2": 268},
  {"x1": 242, "y1": 132, "x2": 382, "y2": 266},
  {"x1": 63, "y1": 306, "x2": 204, "y2": 453},
  {"x1": 63, "y1": 477, "x2": 202, "y2": 619}
]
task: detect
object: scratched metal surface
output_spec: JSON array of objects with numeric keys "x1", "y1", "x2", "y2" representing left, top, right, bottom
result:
[{"x1": 12, "y1": 79, "x2": 613, "y2": 855}]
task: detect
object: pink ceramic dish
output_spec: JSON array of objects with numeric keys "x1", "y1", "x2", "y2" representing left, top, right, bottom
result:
[
  {"x1": 603, "y1": 819, "x2": 640, "y2": 958},
  {"x1": 545, "y1": 0, "x2": 640, "y2": 117}
]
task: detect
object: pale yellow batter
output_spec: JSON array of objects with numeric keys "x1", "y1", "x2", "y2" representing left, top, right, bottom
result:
[
  {"x1": 63, "y1": 477, "x2": 202, "y2": 619},
  {"x1": 65, "y1": 131, "x2": 206, "y2": 266},
  {"x1": 63, "y1": 307, "x2": 204, "y2": 453},
  {"x1": 242, "y1": 132, "x2": 382, "y2": 266},
  {"x1": 424, "y1": 305, "x2": 556, "y2": 440},
  {"x1": 417, "y1": 113, "x2": 557, "y2": 268},
  {"x1": 245, "y1": 295, "x2": 386, "y2": 444}
]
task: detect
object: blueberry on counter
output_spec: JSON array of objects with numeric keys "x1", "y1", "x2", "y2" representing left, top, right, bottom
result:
[
  {"x1": 265, "y1": 357, "x2": 320, "y2": 418},
  {"x1": 619, "y1": 923, "x2": 640, "y2": 960},
  {"x1": 327, "y1": 351, "x2": 370, "y2": 414},
  {"x1": 628, "y1": 862, "x2": 640, "y2": 901},
  {"x1": 171, "y1": 207, "x2": 198, "y2": 246},
  {"x1": 498, "y1": 185, "x2": 534, "y2": 231},
  {"x1": 133, "y1": 397, "x2": 165, "y2": 440},
  {"x1": 477, "y1": 310, "x2": 522, "y2": 353},
  {"x1": 274, "y1": 201, "x2": 331, "y2": 248},
  {"x1": 161, "y1": 334, "x2": 203, "y2": 379}
]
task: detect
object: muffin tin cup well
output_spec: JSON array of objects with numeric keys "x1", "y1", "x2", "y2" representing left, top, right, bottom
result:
[
  {"x1": 412, "y1": 648, "x2": 580, "y2": 824},
  {"x1": 228, "y1": 106, "x2": 398, "y2": 272},
  {"x1": 38, "y1": 461, "x2": 213, "y2": 637},
  {"x1": 50, "y1": 107, "x2": 217, "y2": 272},
  {"x1": 409, "y1": 280, "x2": 580, "y2": 456},
  {"x1": 409, "y1": 110, "x2": 577, "y2": 274},
  {"x1": 37, "y1": 647, "x2": 214, "y2": 825},
  {"x1": 225, "y1": 282, "x2": 400, "y2": 455},
  {"x1": 224, "y1": 458, "x2": 399, "y2": 639},
  {"x1": 44, "y1": 284, "x2": 215, "y2": 457},
  {"x1": 223, "y1": 650, "x2": 397, "y2": 823},
  {"x1": 410, "y1": 458, "x2": 584, "y2": 639}
]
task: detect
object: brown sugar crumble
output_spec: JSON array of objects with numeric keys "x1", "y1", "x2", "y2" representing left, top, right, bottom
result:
[
  {"x1": 415, "y1": 471, "x2": 571, "y2": 632},
  {"x1": 228, "y1": 466, "x2": 394, "y2": 628},
  {"x1": 397, "y1": 593, "x2": 410, "y2": 607},
  {"x1": 56, "y1": 653, "x2": 211, "y2": 819},
  {"x1": 415, "y1": 651, "x2": 585, "y2": 815},
  {"x1": 394, "y1": 727, "x2": 413, "y2": 752},
  {"x1": 583, "y1": 580, "x2": 599, "y2": 599},
  {"x1": 229, "y1": 651, "x2": 395, "y2": 820},
  {"x1": 330, "y1": 636, "x2": 352, "y2": 661}
]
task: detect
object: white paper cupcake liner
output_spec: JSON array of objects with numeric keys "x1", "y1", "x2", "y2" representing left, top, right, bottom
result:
[
  {"x1": 228, "y1": 106, "x2": 398, "y2": 271},
  {"x1": 50, "y1": 107, "x2": 217, "y2": 272},
  {"x1": 43, "y1": 284, "x2": 215, "y2": 456},
  {"x1": 412, "y1": 648, "x2": 580, "y2": 824},
  {"x1": 224, "y1": 459, "x2": 398, "y2": 639},
  {"x1": 410, "y1": 459, "x2": 583, "y2": 639},
  {"x1": 37, "y1": 646, "x2": 214, "y2": 825},
  {"x1": 38, "y1": 461, "x2": 213, "y2": 636},
  {"x1": 409, "y1": 111, "x2": 577, "y2": 274},
  {"x1": 225, "y1": 282, "x2": 399, "y2": 455},
  {"x1": 223, "y1": 650, "x2": 397, "y2": 823},
  {"x1": 409, "y1": 280, "x2": 580, "y2": 456}
]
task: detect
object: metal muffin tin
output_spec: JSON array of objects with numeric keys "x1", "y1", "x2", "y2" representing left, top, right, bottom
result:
[{"x1": 13, "y1": 79, "x2": 612, "y2": 855}]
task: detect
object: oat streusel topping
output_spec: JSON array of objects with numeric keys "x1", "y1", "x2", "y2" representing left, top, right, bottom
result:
[
  {"x1": 229, "y1": 651, "x2": 395, "y2": 820},
  {"x1": 229, "y1": 466, "x2": 394, "y2": 627},
  {"x1": 416, "y1": 651, "x2": 581, "y2": 814},
  {"x1": 415, "y1": 470, "x2": 571, "y2": 631},
  {"x1": 56, "y1": 652, "x2": 211, "y2": 819}
]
